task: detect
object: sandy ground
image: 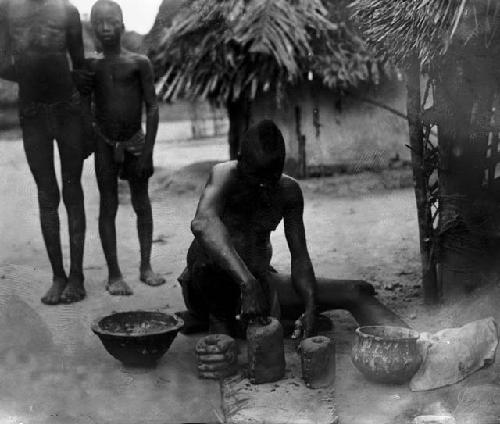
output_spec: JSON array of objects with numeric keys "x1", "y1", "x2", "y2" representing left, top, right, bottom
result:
[{"x1": 1, "y1": 134, "x2": 499, "y2": 423}]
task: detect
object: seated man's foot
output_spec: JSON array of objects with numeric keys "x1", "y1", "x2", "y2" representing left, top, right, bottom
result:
[
  {"x1": 106, "y1": 276, "x2": 133, "y2": 296},
  {"x1": 140, "y1": 266, "x2": 166, "y2": 287},
  {"x1": 317, "y1": 314, "x2": 334, "y2": 332},
  {"x1": 176, "y1": 310, "x2": 209, "y2": 334},
  {"x1": 60, "y1": 275, "x2": 86, "y2": 304},
  {"x1": 41, "y1": 276, "x2": 67, "y2": 305}
]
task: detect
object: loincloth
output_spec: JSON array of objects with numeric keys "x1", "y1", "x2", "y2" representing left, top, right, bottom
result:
[
  {"x1": 178, "y1": 240, "x2": 275, "y2": 320},
  {"x1": 93, "y1": 125, "x2": 145, "y2": 164},
  {"x1": 19, "y1": 91, "x2": 82, "y2": 119}
]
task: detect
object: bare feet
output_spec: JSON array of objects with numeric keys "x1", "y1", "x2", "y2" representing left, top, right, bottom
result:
[
  {"x1": 140, "y1": 266, "x2": 166, "y2": 287},
  {"x1": 106, "y1": 276, "x2": 133, "y2": 296},
  {"x1": 41, "y1": 276, "x2": 67, "y2": 305},
  {"x1": 60, "y1": 275, "x2": 86, "y2": 304}
]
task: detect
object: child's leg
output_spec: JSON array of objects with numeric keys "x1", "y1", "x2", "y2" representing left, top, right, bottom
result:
[
  {"x1": 128, "y1": 177, "x2": 165, "y2": 286},
  {"x1": 95, "y1": 141, "x2": 133, "y2": 295}
]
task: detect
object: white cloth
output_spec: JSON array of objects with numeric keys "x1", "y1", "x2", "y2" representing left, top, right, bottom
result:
[{"x1": 410, "y1": 317, "x2": 498, "y2": 392}]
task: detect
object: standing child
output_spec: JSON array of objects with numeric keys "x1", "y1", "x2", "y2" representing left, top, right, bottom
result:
[{"x1": 88, "y1": 0, "x2": 165, "y2": 295}]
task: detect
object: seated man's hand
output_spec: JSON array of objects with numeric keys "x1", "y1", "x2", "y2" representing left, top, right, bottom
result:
[
  {"x1": 72, "y1": 69, "x2": 94, "y2": 95},
  {"x1": 240, "y1": 277, "x2": 268, "y2": 322},
  {"x1": 291, "y1": 309, "x2": 317, "y2": 340}
]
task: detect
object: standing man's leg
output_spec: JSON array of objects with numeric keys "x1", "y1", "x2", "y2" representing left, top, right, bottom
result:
[
  {"x1": 56, "y1": 112, "x2": 86, "y2": 303},
  {"x1": 21, "y1": 115, "x2": 67, "y2": 305},
  {"x1": 129, "y1": 176, "x2": 165, "y2": 286},
  {"x1": 95, "y1": 140, "x2": 133, "y2": 295}
]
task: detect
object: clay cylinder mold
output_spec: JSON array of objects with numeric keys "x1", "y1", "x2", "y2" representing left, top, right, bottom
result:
[
  {"x1": 300, "y1": 335, "x2": 336, "y2": 389},
  {"x1": 247, "y1": 317, "x2": 286, "y2": 384},
  {"x1": 196, "y1": 334, "x2": 238, "y2": 379}
]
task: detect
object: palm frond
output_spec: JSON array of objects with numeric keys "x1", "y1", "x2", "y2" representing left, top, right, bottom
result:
[
  {"x1": 149, "y1": 0, "x2": 383, "y2": 104},
  {"x1": 350, "y1": 0, "x2": 500, "y2": 67}
]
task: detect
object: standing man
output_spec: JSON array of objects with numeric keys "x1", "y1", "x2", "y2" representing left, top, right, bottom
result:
[
  {"x1": 86, "y1": 0, "x2": 165, "y2": 295},
  {"x1": 0, "y1": 0, "x2": 91, "y2": 304}
]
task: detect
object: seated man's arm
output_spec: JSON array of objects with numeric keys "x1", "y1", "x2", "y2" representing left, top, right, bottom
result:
[
  {"x1": 191, "y1": 164, "x2": 267, "y2": 317},
  {"x1": 283, "y1": 178, "x2": 317, "y2": 337}
]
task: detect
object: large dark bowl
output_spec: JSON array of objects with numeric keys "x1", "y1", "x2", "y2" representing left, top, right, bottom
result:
[
  {"x1": 351, "y1": 326, "x2": 422, "y2": 384},
  {"x1": 91, "y1": 311, "x2": 184, "y2": 367}
]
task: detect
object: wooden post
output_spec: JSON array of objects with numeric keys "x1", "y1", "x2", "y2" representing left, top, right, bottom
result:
[
  {"x1": 295, "y1": 106, "x2": 307, "y2": 178},
  {"x1": 227, "y1": 98, "x2": 248, "y2": 160},
  {"x1": 405, "y1": 53, "x2": 439, "y2": 304}
]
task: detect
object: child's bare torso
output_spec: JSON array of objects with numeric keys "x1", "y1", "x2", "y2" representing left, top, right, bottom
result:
[{"x1": 91, "y1": 52, "x2": 145, "y2": 141}]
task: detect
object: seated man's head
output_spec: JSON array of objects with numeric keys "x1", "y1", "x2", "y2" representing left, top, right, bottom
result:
[
  {"x1": 91, "y1": 0, "x2": 124, "y2": 48},
  {"x1": 237, "y1": 120, "x2": 286, "y2": 187}
]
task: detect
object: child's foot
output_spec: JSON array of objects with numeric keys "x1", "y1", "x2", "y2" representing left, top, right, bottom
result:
[
  {"x1": 41, "y1": 276, "x2": 67, "y2": 305},
  {"x1": 60, "y1": 275, "x2": 86, "y2": 304},
  {"x1": 140, "y1": 266, "x2": 166, "y2": 287},
  {"x1": 106, "y1": 276, "x2": 133, "y2": 296}
]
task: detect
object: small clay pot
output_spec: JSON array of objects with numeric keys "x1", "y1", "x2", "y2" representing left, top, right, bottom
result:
[
  {"x1": 300, "y1": 336, "x2": 335, "y2": 389},
  {"x1": 351, "y1": 326, "x2": 422, "y2": 384},
  {"x1": 247, "y1": 317, "x2": 285, "y2": 384}
]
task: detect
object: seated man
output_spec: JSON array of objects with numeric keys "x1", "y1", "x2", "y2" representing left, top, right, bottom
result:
[{"x1": 178, "y1": 120, "x2": 406, "y2": 339}]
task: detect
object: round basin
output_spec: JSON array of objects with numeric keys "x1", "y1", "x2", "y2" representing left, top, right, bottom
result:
[
  {"x1": 351, "y1": 326, "x2": 422, "y2": 384},
  {"x1": 91, "y1": 311, "x2": 184, "y2": 367}
]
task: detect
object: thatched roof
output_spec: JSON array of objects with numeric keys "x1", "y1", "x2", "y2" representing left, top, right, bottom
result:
[
  {"x1": 148, "y1": 0, "x2": 384, "y2": 104},
  {"x1": 350, "y1": 0, "x2": 500, "y2": 67},
  {"x1": 143, "y1": 0, "x2": 187, "y2": 53}
]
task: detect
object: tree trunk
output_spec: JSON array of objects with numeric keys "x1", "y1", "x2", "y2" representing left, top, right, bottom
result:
[
  {"x1": 405, "y1": 54, "x2": 438, "y2": 304},
  {"x1": 435, "y1": 47, "x2": 488, "y2": 297},
  {"x1": 227, "y1": 98, "x2": 249, "y2": 160}
]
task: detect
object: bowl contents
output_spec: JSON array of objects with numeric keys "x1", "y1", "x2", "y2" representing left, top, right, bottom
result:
[
  {"x1": 91, "y1": 311, "x2": 184, "y2": 367},
  {"x1": 101, "y1": 319, "x2": 171, "y2": 335}
]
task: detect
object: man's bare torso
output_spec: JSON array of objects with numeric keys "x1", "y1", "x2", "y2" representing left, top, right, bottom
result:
[
  {"x1": 3, "y1": 0, "x2": 75, "y2": 103},
  {"x1": 217, "y1": 162, "x2": 292, "y2": 277},
  {"x1": 90, "y1": 52, "x2": 145, "y2": 141}
]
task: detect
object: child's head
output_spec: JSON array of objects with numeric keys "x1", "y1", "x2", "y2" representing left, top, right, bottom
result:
[{"x1": 91, "y1": 0, "x2": 124, "y2": 47}]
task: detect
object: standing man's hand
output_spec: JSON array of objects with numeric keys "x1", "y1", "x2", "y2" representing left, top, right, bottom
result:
[
  {"x1": 240, "y1": 277, "x2": 268, "y2": 322},
  {"x1": 72, "y1": 69, "x2": 94, "y2": 95}
]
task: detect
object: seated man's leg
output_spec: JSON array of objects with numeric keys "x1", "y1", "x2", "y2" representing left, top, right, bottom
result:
[
  {"x1": 177, "y1": 267, "x2": 210, "y2": 334},
  {"x1": 56, "y1": 111, "x2": 86, "y2": 303},
  {"x1": 178, "y1": 265, "x2": 241, "y2": 336},
  {"x1": 267, "y1": 273, "x2": 408, "y2": 328},
  {"x1": 21, "y1": 114, "x2": 66, "y2": 305}
]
